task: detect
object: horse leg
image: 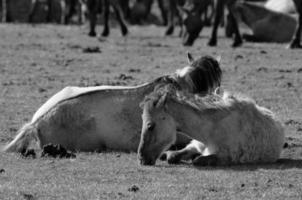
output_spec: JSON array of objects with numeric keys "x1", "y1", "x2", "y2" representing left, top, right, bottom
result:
[
  {"x1": 87, "y1": 0, "x2": 98, "y2": 37},
  {"x1": 119, "y1": 0, "x2": 130, "y2": 20},
  {"x1": 78, "y1": 0, "x2": 87, "y2": 24},
  {"x1": 192, "y1": 154, "x2": 218, "y2": 166},
  {"x1": 28, "y1": 0, "x2": 38, "y2": 23},
  {"x1": 165, "y1": 0, "x2": 175, "y2": 35},
  {"x1": 46, "y1": 0, "x2": 53, "y2": 23},
  {"x1": 158, "y1": 0, "x2": 168, "y2": 25},
  {"x1": 101, "y1": 0, "x2": 110, "y2": 37},
  {"x1": 64, "y1": 0, "x2": 77, "y2": 24},
  {"x1": 226, "y1": 1, "x2": 242, "y2": 47},
  {"x1": 162, "y1": 140, "x2": 205, "y2": 164},
  {"x1": 59, "y1": 0, "x2": 67, "y2": 24},
  {"x1": 289, "y1": 0, "x2": 302, "y2": 48},
  {"x1": 208, "y1": 0, "x2": 225, "y2": 46},
  {"x1": 2, "y1": 0, "x2": 7, "y2": 22},
  {"x1": 112, "y1": 1, "x2": 128, "y2": 36}
]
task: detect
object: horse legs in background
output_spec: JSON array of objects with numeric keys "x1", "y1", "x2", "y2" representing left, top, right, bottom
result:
[
  {"x1": 1, "y1": 0, "x2": 7, "y2": 22},
  {"x1": 112, "y1": 0, "x2": 128, "y2": 36},
  {"x1": 86, "y1": 0, "x2": 100, "y2": 37},
  {"x1": 289, "y1": 0, "x2": 302, "y2": 48},
  {"x1": 208, "y1": 0, "x2": 242, "y2": 47},
  {"x1": 28, "y1": 0, "x2": 38, "y2": 23},
  {"x1": 119, "y1": 0, "x2": 130, "y2": 20},
  {"x1": 64, "y1": 0, "x2": 78, "y2": 24},
  {"x1": 203, "y1": 0, "x2": 214, "y2": 26},
  {"x1": 157, "y1": 0, "x2": 168, "y2": 25},
  {"x1": 165, "y1": 0, "x2": 184, "y2": 36},
  {"x1": 28, "y1": 0, "x2": 53, "y2": 23},
  {"x1": 102, "y1": 0, "x2": 128, "y2": 37}
]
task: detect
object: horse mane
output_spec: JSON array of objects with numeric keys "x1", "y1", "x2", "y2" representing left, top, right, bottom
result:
[
  {"x1": 143, "y1": 84, "x2": 266, "y2": 117},
  {"x1": 188, "y1": 55, "x2": 222, "y2": 94},
  {"x1": 173, "y1": 91, "x2": 257, "y2": 114},
  {"x1": 173, "y1": 55, "x2": 222, "y2": 94}
]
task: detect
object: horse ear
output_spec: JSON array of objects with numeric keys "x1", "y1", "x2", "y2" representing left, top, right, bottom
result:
[
  {"x1": 216, "y1": 55, "x2": 222, "y2": 64},
  {"x1": 187, "y1": 52, "x2": 194, "y2": 65}
]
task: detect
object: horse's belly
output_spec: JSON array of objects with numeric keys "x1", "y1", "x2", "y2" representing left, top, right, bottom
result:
[
  {"x1": 37, "y1": 93, "x2": 142, "y2": 152},
  {"x1": 94, "y1": 110, "x2": 141, "y2": 151},
  {"x1": 253, "y1": 16, "x2": 296, "y2": 42}
]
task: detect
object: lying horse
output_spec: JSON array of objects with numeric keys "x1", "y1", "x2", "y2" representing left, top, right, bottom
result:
[
  {"x1": 265, "y1": 0, "x2": 296, "y2": 14},
  {"x1": 138, "y1": 86, "x2": 285, "y2": 166},
  {"x1": 3, "y1": 53, "x2": 222, "y2": 153},
  {"x1": 230, "y1": 2, "x2": 297, "y2": 43},
  {"x1": 209, "y1": 0, "x2": 302, "y2": 48},
  {"x1": 265, "y1": 0, "x2": 302, "y2": 48}
]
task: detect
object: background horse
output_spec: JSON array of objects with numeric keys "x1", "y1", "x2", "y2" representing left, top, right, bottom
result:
[
  {"x1": 230, "y1": 2, "x2": 297, "y2": 43},
  {"x1": 209, "y1": 0, "x2": 302, "y2": 48},
  {"x1": 138, "y1": 86, "x2": 284, "y2": 166},
  {"x1": 2, "y1": 53, "x2": 222, "y2": 154}
]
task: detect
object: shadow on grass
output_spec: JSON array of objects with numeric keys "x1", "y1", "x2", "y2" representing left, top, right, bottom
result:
[
  {"x1": 154, "y1": 159, "x2": 302, "y2": 170},
  {"x1": 191, "y1": 159, "x2": 302, "y2": 171}
]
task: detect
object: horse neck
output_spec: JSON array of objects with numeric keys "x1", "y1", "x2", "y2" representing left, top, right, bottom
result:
[{"x1": 166, "y1": 100, "x2": 216, "y2": 144}]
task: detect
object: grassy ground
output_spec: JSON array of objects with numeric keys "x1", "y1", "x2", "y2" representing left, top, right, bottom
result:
[{"x1": 0, "y1": 23, "x2": 302, "y2": 200}]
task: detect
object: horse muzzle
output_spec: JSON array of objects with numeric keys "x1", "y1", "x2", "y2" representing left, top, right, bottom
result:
[{"x1": 139, "y1": 157, "x2": 156, "y2": 166}]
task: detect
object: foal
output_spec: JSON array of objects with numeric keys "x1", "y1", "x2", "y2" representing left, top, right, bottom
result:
[{"x1": 138, "y1": 87, "x2": 285, "y2": 166}]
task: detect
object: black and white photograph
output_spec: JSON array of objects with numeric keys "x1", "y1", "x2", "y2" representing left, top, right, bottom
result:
[{"x1": 0, "y1": 0, "x2": 302, "y2": 199}]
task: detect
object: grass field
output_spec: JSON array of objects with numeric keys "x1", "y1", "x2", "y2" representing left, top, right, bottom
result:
[{"x1": 0, "y1": 23, "x2": 302, "y2": 200}]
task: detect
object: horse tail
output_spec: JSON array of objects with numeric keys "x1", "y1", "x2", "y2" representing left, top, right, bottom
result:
[{"x1": 2, "y1": 123, "x2": 38, "y2": 152}]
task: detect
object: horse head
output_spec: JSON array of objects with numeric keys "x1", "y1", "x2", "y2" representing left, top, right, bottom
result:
[{"x1": 138, "y1": 87, "x2": 178, "y2": 166}]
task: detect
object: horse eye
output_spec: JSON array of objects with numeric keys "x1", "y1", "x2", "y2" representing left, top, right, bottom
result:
[{"x1": 147, "y1": 122, "x2": 155, "y2": 131}]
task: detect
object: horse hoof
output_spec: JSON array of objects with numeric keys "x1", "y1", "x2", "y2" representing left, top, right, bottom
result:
[
  {"x1": 165, "y1": 151, "x2": 182, "y2": 164},
  {"x1": 159, "y1": 153, "x2": 167, "y2": 161},
  {"x1": 207, "y1": 39, "x2": 217, "y2": 47},
  {"x1": 287, "y1": 42, "x2": 302, "y2": 49},
  {"x1": 167, "y1": 154, "x2": 182, "y2": 164},
  {"x1": 88, "y1": 31, "x2": 97, "y2": 37},
  {"x1": 165, "y1": 27, "x2": 174, "y2": 36},
  {"x1": 121, "y1": 27, "x2": 128, "y2": 36},
  {"x1": 232, "y1": 39, "x2": 243, "y2": 48},
  {"x1": 102, "y1": 30, "x2": 109, "y2": 37}
]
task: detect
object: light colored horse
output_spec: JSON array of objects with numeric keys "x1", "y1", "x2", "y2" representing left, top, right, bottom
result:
[
  {"x1": 138, "y1": 86, "x2": 285, "y2": 166},
  {"x1": 232, "y1": 2, "x2": 297, "y2": 43},
  {"x1": 2, "y1": 53, "x2": 222, "y2": 153},
  {"x1": 265, "y1": 0, "x2": 296, "y2": 14}
]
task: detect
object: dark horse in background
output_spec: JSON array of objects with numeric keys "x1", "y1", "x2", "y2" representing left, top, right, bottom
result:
[
  {"x1": 130, "y1": 0, "x2": 167, "y2": 25},
  {"x1": 28, "y1": 0, "x2": 85, "y2": 24},
  {"x1": 209, "y1": 0, "x2": 302, "y2": 48},
  {"x1": 86, "y1": 0, "x2": 129, "y2": 37}
]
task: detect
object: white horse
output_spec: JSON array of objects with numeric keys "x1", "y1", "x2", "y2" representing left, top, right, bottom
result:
[
  {"x1": 2, "y1": 53, "x2": 222, "y2": 153},
  {"x1": 138, "y1": 85, "x2": 285, "y2": 166}
]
